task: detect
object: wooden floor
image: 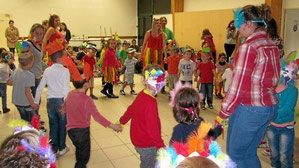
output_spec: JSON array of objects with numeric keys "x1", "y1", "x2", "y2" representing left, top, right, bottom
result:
[{"x1": 0, "y1": 74, "x2": 298, "y2": 168}]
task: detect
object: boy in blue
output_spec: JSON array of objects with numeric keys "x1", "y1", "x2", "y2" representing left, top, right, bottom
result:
[{"x1": 266, "y1": 58, "x2": 298, "y2": 168}]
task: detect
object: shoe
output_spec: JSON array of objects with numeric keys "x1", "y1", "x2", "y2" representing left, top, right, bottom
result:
[
  {"x1": 130, "y1": 90, "x2": 137, "y2": 95},
  {"x1": 259, "y1": 141, "x2": 267, "y2": 148},
  {"x1": 101, "y1": 90, "x2": 108, "y2": 96},
  {"x1": 90, "y1": 94, "x2": 98, "y2": 100},
  {"x1": 208, "y1": 104, "x2": 213, "y2": 109},
  {"x1": 120, "y1": 89, "x2": 126, "y2": 95},
  {"x1": 217, "y1": 93, "x2": 224, "y2": 99},
  {"x1": 3, "y1": 108, "x2": 10, "y2": 113},
  {"x1": 107, "y1": 94, "x2": 119, "y2": 98},
  {"x1": 201, "y1": 106, "x2": 206, "y2": 110},
  {"x1": 40, "y1": 121, "x2": 45, "y2": 125},
  {"x1": 39, "y1": 126, "x2": 47, "y2": 132},
  {"x1": 58, "y1": 146, "x2": 69, "y2": 157},
  {"x1": 262, "y1": 147, "x2": 270, "y2": 156}
]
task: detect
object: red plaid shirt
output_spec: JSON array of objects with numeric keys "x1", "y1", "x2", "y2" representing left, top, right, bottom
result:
[{"x1": 219, "y1": 31, "x2": 280, "y2": 119}]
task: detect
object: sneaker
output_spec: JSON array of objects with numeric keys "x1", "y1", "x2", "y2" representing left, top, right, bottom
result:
[
  {"x1": 3, "y1": 108, "x2": 10, "y2": 113},
  {"x1": 39, "y1": 126, "x2": 47, "y2": 132},
  {"x1": 208, "y1": 104, "x2": 214, "y2": 109},
  {"x1": 101, "y1": 89, "x2": 108, "y2": 96},
  {"x1": 259, "y1": 141, "x2": 267, "y2": 148},
  {"x1": 58, "y1": 146, "x2": 69, "y2": 157},
  {"x1": 90, "y1": 94, "x2": 98, "y2": 100},
  {"x1": 262, "y1": 147, "x2": 270, "y2": 156},
  {"x1": 201, "y1": 106, "x2": 207, "y2": 110},
  {"x1": 107, "y1": 94, "x2": 119, "y2": 98},
  {"x1": 130, "y1": 90, "x2": 137, "y2": 95},
  {"x1": 120, "y1": 89, "x2": 126, "y2": 95}
]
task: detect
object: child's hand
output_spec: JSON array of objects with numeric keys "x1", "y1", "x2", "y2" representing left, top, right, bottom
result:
[
  {"x1": 31, "y1": 103, "x2": 39, "y2": 111},
  {"x1": 109, "y1": 123, "x2": 123, "y2": 133}
]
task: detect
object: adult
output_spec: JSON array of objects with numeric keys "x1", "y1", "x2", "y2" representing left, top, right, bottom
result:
[
  {"x1": 224, "y1": 20, "x2": 237, "y2": 62},
  {"x1": 43, "y1": 14, "x2": 66, "y2": 66},
  {"x1": 130, "y1": 39, "x2": 139, "y2": 52},
  {"x1": 60, "y1": 22, "x2": 71, "y2": 44},
  {"x1": 218, "y1": 4, "x2": 280, "y2": 168},
  {"x1": 141, "y1": 19, "x2": 167, "y2": 68},
  {"x1": 267, "y1": 18, "x2": 284, "y2": 58},
  {"x1": 27, "y1": 24, "x2": 45, "y2": 97},
  {"x1": 160, "y1": 17, "x2": 174, "y2": 41},
  {"x1": 5, "y1": 20, "x2": 19, "y2": 54}
]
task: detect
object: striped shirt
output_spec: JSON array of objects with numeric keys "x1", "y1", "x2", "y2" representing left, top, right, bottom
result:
[
  {"x1": 124, "y1": 57, "x2": 137, "y2": 74},
  {"x1": 219, "y1": 31, "x2": 280, "y2": 119}
]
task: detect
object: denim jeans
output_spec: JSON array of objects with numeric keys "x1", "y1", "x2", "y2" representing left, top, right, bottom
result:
[
  {"x1": 227, "y1": 104, "x2": 278, "y2": 168},
  {"x1": 200, "y1": 83, "x2": 213, "y2": 106},
  {"x1": 15, "y1": 105, "x2": 37, "y2": 122},
  {"x1": 0, "y1": 83, "x2": 7, "y2": 110},
  {"x1": 266, "y1": 125, "x2": 294, "y2": 168},
  {"x1": 47, "y1": 98, "x2": 66, "y2": 152},
  {"x1": 135, "y1": 147, "x2": 157, "y2": 168},
  {"x1": 68, "y1": 127, "x2": 90, "y2": 168}
]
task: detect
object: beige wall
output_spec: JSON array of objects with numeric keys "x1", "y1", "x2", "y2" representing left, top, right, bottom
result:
[
  {"x1": 0, "y1": 0, "x2": 137, "y2": 38},
  {"x1": 184, "y1": 0, "x2": 265, "y2": 12},
  {"x1": 283, "y1": 0, "x2": 299, "y2": 9}
]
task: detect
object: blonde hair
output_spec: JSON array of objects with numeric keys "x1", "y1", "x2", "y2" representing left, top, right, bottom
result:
[
  {"x1": 152, "y1": 18, "x2": 161, "y2": 33},
  {"x1": 18, "y1": 52, "x2": 33, "y2": 67},
  {"x1": 29, "y1": 23, "x2": 44, "y2": 35},
  {"x1": 177, "y1": 156, "x2": 219, "y2": 168}
]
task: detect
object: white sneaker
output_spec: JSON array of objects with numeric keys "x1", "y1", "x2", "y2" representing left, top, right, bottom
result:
[{"x1": 58, "y1": 146, "x2": 69, "y2": 157}]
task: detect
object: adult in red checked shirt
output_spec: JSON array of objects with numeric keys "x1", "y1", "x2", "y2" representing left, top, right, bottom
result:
[{"x1": 217, "y1": 4, "x2": 280, "y2": 168}]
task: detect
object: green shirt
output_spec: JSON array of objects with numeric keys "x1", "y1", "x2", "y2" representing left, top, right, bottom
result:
[
  {"x1": 120, "y1": 49, "x2": 128, "y2": 64},
  {"x1": 163, "y1": 27, "x2": 174, "y2": 41}
]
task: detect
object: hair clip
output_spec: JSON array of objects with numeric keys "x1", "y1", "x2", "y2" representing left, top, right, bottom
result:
[
  {"x1": 234, "y1": 8, "x2": 245, "y2": 29},
  {"x1": 179, "y1": 106, "x2": 196, "y2": 117}
]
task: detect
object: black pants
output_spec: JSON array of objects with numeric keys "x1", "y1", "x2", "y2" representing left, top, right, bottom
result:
[
  {"x1": 9, "y1": 48, "x2": 15, "y2": 54},
  {"x1": 102, "y1": 83, "x2": 113, "y2": 94},
  {"x1": 68, "y1": 127, "x2": 90, "y2": 168},
  {"x1": 224, "y1": 43, "x2": 236, "y2": 62}
]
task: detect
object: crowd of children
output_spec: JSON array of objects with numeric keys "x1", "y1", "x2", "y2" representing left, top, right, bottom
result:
[{"x1": 0, "y1": 4, "x2": 297, "y2": 168}]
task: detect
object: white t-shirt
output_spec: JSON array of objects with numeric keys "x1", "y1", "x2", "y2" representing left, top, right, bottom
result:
[
  {"x1": 178, "y1": 59, "x2": 196, "y2": 81},
  {"x1": 222, "y1": 68, "x2": 233, "y2": 92},
  {"x1": 0, "y1": 63, "x2": 10, "y2": 83}
]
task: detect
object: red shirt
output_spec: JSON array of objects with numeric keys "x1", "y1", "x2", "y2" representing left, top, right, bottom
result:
[
  {"x1": 219, "y1": 31, "x2": 280, "y2": 119},
  {"x1": 167, "y1": 55, "x2": 181, "y2": 74},
  {"x1": 120, "y1": 90, "x2": 165, "y2": 149},
  {"x1": 63, "y1": 91, "x2": 111, "y2": 130},
  {"x1": 82, "y1": 55, "x2": 96, "y2": 70},
  {"x1": 198, "y1": 61, "x2": 214, "y2": 83}
]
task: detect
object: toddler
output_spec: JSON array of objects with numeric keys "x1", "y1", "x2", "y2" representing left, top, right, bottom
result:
[
  {"x1": 178, "y1": 49, "x2": 196, "y2": 85},
  {"x1": 167, "y1": 47, "x2": 181, "y2": 91},
  {"x1": 215, "y1": 53, "x2": 228, "y2": 99},
  {"x1": 0, "y1": 51, "x2": 12, "y2": 113}
]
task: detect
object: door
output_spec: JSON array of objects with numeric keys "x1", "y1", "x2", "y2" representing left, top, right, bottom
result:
[{"x1": 284, "y1": 9, "x2": 299, "y2": 55}]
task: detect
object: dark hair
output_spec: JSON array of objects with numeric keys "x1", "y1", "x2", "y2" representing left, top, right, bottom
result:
[
  {"x1": 173, "y1": 88, "x2": 200, "y2": 124},
  {"x1": 0, "y1": 150, "x2": 49, "y2": 168},
  {"x1": 132, "y1": 39, "x2": 136, "y2": 42},
  {"x1": 267, "y1": 18, "x2": 279, "y2": 39},
  {"x1": 48, "y1": 14, "x2": 59, "y2": 28},
  {"x1": 160, "y1": 16, "x2": 167, "y2": 22},
  {"x1": 201, "y1": 29, "x2": 212, "y2": 39},
  {"x1": 72, "y1": 66, "x2": 87, "y2": 89},
  {"x1": 50, "y1": 50, "x2": 63, "y2": 62},
  {"x1": 227, "y1": 20, "x2": 235, "y2": 30},
  {"x1": 9, "y1": 20, "x2": 14, "y2": 24},
  {"x1": 218, "y1": 52, "x2": 226, "y2": 58},
  {"x1": 243, "y1": 4, "x2": 271, "y2": 28},
  {"x1": 0, "y1": 51, "x2": 10, "y2": 63},
  {"x1": 60, "y1": 22, "x2": 68, "y2": 31}
]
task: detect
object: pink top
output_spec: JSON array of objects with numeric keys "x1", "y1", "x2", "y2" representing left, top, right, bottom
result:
[{"x1": 63, "y1": 91, "x2": 111, "y2": 130}]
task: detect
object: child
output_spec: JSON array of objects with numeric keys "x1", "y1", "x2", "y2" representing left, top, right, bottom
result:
[
  {"x1": 82, "y1": 45, "x2": 101, "y2": 99},
  {"x1": 8, "y1": 47, "x2": 38, "y2": 122},
  {"x1": 215, "y1": 53, "x2": 228, "y2": 99},
  {"x1": 178, "y1": 49, "x2": 196, "y2": 85},
  {"x1": 265, "y1": 59, "x2": 298, "y2": 168},
  {"x1": 120, "y1": 48, "x2": 138, "y2": 95},
  {"x1": 119, "y1": 64, "x2": 167, "y2": 168},
  {"x1": 167, "y1": 47, "x2": 181, "y2": 91},
  {"x1": 169, "y1": 83, "x2": 222, "y2": 144},
  {"x1": 119, "y1": 41, "x2": 130, "y2": 83},
  {"x1": 201, "y1": 29, "x2": 216, "y2": 63},
  {"x1": 0, "y1": 51, "x2": 12, "y2": 113},
  {"x1": 221, "y1": 63, "x2": 233, "y2": 94},
  {"x1": 101, "y1": 39, "x2": 120, "y2": 98},
  {"x1": 196, "y1": 51, "x2": 215, "y2": 110},
  {"x1": 62, "y1": 67, "x2": 122, "y2": 168},
  {"x1": 176, "y1": 156, "x2": 220, "y2": 168},
  {"x1": 34, "y1": 50, "x2": 70, "y2": 156},
  {"x1": 76, "y1": 42, "x2": 88, "y2": 61}
]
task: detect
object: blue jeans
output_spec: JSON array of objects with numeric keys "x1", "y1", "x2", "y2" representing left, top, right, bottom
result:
[
  {"x1": 200, "y1": 83, "x2": 213, "y2": 106},
  {"x1": 47, "y1": 98, "x2": 66, "y2": 152},
  {"x1": 266, "y1": 125, "x2": 294, "y2": 168},
  {"x1": 0, "y1": 83, "x2": 7, "y2": 110},
  {"x1": 15, "y1": 105, "x2": 37, "y2": 122},
  {"x1": 227, "y1": 104, "x2": 278, "y2": 168}
]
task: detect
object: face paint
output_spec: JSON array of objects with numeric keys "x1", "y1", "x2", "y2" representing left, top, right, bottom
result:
[
  {"x1": 234, "y1": 8, "x2": 245, "y2": 30},
  {"x1": 145, "y1": 69, "x2": 168, "y2": 94},
  {"x1": 5, "y1": 54, "x2": 11, "y2": 62}
]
